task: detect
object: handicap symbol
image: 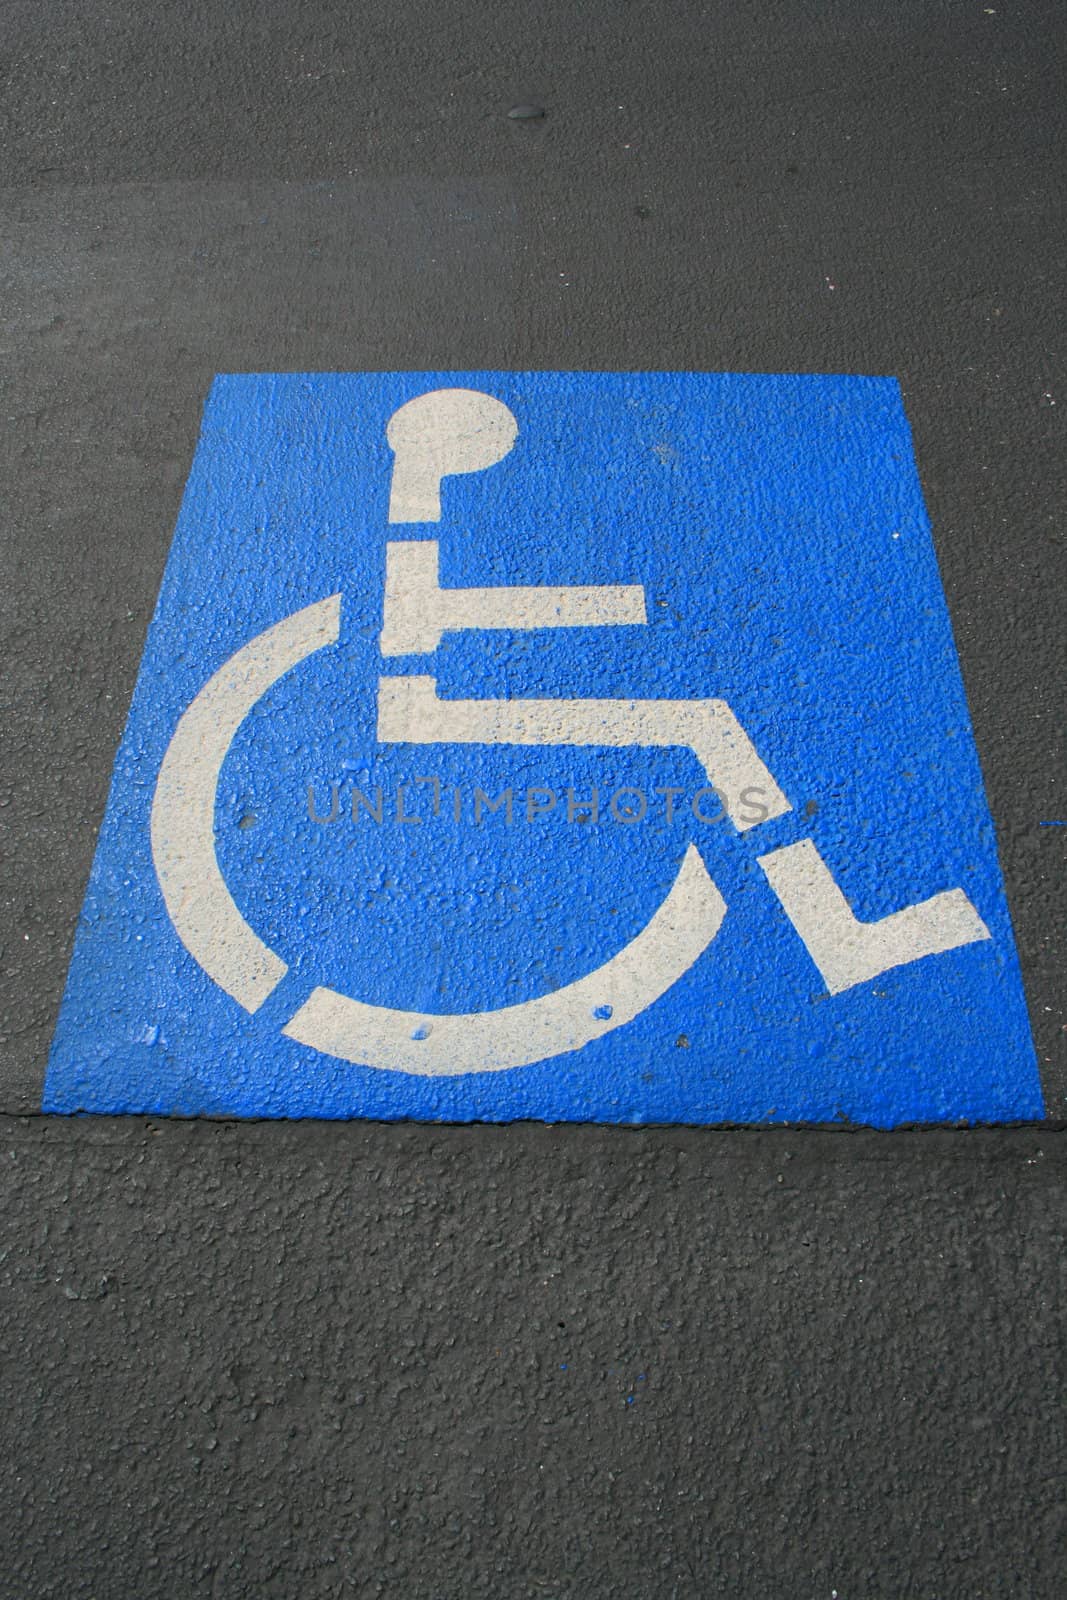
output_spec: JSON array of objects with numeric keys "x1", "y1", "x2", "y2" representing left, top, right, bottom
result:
[{"x1": 150, "y1": 387, "x2": 990, "y2": 1076}]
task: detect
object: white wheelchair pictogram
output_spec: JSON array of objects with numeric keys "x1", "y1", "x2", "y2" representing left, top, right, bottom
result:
[{"x1": 151, "y1": 388, "x2": 991, "y2": 1076}]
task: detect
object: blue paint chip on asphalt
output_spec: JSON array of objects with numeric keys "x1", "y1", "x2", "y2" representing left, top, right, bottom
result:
[{"x1": 45, "y1": 370, "x2": 1044, "y2": 1124}]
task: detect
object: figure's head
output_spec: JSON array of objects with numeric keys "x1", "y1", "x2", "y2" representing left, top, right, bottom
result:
[{"x1": 386, "y1": 387, "x2": 518, "y2": 523}]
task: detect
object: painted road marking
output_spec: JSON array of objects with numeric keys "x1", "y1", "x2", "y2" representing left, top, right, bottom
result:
[
  {"x1": 150, "y1": 595, "x2": 341, "y2": 1013},
  {"x1": 757, "y1": 838, "x2": 990, "y2": 996},
  {"x1": 282, "y1": 847, "x2": 726, "y2": 1076},
  {"x1": 46, "y1": 371, "x2": 1043, "y2": 1123},
  {"x1": 375, "y1": 676, "x2": 790, "y2": 833},
  {"x1": 386, "y1": 387, "x2": 518, "y2": 523},
  {"x1": 381, "y1": 540, "x2": 646, "y2": 655}
]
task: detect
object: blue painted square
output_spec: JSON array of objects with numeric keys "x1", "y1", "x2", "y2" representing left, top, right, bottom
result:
[{"x1": 45, "y1": 371, "x2": 1043, "y2": 1124}]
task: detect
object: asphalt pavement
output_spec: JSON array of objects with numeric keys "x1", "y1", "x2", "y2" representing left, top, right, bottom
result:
[{"x1": 1, "y1": 2, "x2": 1063, "y2": 1595}]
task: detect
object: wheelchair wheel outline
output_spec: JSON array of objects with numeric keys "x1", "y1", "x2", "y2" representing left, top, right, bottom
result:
[{"x1": 150, "y1": 594, "x2": 728, "y2": 1077}]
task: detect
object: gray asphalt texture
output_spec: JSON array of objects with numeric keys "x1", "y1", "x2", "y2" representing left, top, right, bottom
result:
[{"x1": 1, "y1": 1, "x2": 1064, "y2": 1595}]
